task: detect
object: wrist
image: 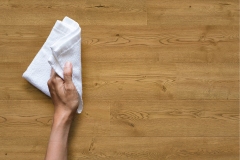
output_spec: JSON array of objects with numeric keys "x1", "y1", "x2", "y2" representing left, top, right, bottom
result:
[{"x1": 53, "y1": 111, "x2": 74, "y2": 127}]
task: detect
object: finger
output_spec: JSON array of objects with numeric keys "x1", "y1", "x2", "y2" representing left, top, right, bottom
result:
[
  {"x1": 50, "y1": 68, "x2": 57, "y2": 78},
  {"x1": 50, "y1": 68, "x2": 54, "y2": 77},
  {"x1": 64, "y1": 62, "x2": 73, "y2": 84}
]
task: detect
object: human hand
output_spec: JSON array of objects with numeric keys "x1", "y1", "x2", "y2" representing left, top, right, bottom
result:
[{"x1": 47, "y1": 62, "x2": 79, "y2": 122}]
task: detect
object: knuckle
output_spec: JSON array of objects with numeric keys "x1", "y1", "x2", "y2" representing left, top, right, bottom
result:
[
  {"x1": 64, "y1": 71, "x2": 71, "y2": 77},
  {"x1": 65, "y1": 86, "x2": 72, "y2": 91},
  {"x1": 47, "y1": 79, "x2": 52, "y2": 87},
  {"x1": 65, "y1": 84, "x2": 74, "y2": 91},
  {"x1": 47, "y1": 77, "x2": 58, "y2": 87}
]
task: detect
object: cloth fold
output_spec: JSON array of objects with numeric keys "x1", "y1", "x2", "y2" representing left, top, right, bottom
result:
[{"x1": 23, "y1": 17, "x2": 83, "y2": 113}]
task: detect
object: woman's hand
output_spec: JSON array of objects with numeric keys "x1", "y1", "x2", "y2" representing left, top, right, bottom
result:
[{"x1": 47, "y1": 62, "x2": 79, "y2": 122}]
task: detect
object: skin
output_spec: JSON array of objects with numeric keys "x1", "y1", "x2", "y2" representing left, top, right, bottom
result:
[{"x1": 45, "y1": 62, "x2": 79, "y2": 160}]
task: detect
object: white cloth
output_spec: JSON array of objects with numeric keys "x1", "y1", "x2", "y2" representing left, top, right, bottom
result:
[{"x1": 22, "y1": 17, "x2": 83, "y2": 113}]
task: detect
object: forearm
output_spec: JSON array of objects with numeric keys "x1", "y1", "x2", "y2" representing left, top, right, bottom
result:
[{"x1": 45, "y1": 114, "x2": 72, "y2": 160}]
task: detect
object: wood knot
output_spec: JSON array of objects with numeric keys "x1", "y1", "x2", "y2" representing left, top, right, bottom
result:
[{"x1": 162, "y1": 85, "x2": 167, "y2": 92}]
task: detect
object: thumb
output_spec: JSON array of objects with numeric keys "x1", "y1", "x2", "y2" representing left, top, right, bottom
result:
[{"x1": 64, "y1": 62, "x2": 73, "y2": 84}]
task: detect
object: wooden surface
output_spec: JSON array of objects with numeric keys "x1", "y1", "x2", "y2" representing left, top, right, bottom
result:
[{"x1": 0, "y1": 0, "x2": 239, "y2": 159}]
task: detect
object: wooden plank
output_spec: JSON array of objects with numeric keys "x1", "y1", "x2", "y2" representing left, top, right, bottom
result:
[
  {"x1": 0, "y1": 137, "x2": 238, "y2": 160},
  {"x1": 147, "y1": 0, "x2": 239, "y2": 25},
  {"x1": 110, "y1": 100, "x2": 239, "y2": 136},
  {"x1": 0, "y1": 25, "x2": 238, "y2": 63},
  {"x1": 0, "y1": 62, "x2": 238, "y2": 100},
  {"x1": 0, "y1": 100, "x2": 110, "y2": 137},
  {"x1": 1, "y1": 100, "x2": 237, "y2": 138},
  {"x1": 0, "y1": 0, "x2": 146, "y2": 25}
]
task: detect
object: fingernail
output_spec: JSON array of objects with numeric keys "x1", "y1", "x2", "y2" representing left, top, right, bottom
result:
[{"x1": 65, "y1": 61, "x2": 71, "y2": 67}]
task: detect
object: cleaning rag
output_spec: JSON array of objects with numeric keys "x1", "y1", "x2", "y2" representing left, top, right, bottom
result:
[{"x1": 22, "y1": 16, "x2": 83, "y2": 113}]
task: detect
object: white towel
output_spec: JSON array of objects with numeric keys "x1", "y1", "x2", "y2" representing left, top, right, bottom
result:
[{"x1": 22, "y1": 17, "x2": 83, "y2": 113}]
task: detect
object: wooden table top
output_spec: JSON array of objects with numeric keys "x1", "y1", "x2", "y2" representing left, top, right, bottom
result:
[{"x1": 0, "y1": 0, "x2": 239, "y2": 159}]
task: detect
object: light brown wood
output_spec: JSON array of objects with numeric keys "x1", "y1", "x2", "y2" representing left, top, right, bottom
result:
[
  {"x1": 0, "y1": 137, "x2": 238, "y2": 160},
  {"x1": 110, "y1": 100, "x2": 239, "y2": 137},
  {"x1": 0, "y1": 0, "x2": 146, "y2": 25},
  {"x1": 147, "y1": 0, "x2": 239, "y2": 25},
  {"x1": 0, "y1": 0, "x2": 239, "y2": 159}
]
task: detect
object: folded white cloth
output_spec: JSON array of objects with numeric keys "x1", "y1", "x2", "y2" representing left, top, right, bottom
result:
[{"x1": 23, "y1": 17, "x2": 83, "y2": 113}]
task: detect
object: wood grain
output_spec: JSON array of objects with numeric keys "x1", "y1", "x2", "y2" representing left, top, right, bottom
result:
[
  {"x1": 147, "y1": 0, "x2": 239, "y2": 25},
  {"x1": 0, "y1": 0, "x2": 146, "y2": 25},
  {"x1": 110, "y1": 100, "x2": 239, "y2": 136},
  {"x1": 1, "y1": 25, "x2": 238, "y2": 63},
  {"x1": 0, "y1": 137, "x2": 238, "y2": 160},
  {"x1": 0, "y1": 100, "x2": 110, "y2": 137},
  {"x1": 0, "y1": 62, "x2": 238, "y2": 100},
  {"x1": 0, "y1": 0, "x2": 239, "y2": 159}
]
